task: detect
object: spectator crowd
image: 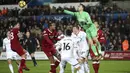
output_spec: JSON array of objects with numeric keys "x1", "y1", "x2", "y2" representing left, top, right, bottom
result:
[{"x1": 0, "y1": 4, "x2": 130, "y2": 51}]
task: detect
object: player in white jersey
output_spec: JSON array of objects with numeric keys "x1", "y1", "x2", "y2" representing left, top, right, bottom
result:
[
  {"x1": 56, "y1": 29, "x2": 84, "y2": 73},
  {"x1": 71, "y1": 25, "x2": 90, "y2": 73},
  {"x1": 2, "y1": 31, "x2": 19, "y2": 73}
]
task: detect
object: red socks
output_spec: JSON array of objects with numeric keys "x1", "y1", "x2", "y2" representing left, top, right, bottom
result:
[
  {"x1": 97, "y1": 63, "x2": 100, "y2": 71},
  {"x1": 55, "y1": 60, "x2": 60, "y2": 68},
  {"x1": 50, "y1": 60, "x2": 60, "y2": 73},
  {"x1": 19, "y1": 59, "x2": 25, "y2": 70},
  {"x1": 92, "y1": 61, "x2": 100, "y2": 73},
  {"x1": 50, "y1": 64, "x2": 56, "y2": 73}
]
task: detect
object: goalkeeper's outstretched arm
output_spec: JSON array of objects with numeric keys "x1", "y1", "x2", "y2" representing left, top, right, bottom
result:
[{"x1": 63, "y1": 10, "x2": 75, "y2": 16}]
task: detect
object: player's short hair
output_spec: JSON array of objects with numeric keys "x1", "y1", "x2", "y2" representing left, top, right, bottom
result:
[
  {"x1": 48, "y1": 22, "x2": 55, "y2": 27},
  {"x1": 80, "y1": 3, "x2": 85, "y2": 10},
  {"x1": 73, "y1": 24, "x2": 80, "y2": 29},
  {"x1": 65, "y1": 29, "x2": 72, "y2": 36},
  {"x1": 13, "y1": 22, "x2": 21, "y2": 27}
]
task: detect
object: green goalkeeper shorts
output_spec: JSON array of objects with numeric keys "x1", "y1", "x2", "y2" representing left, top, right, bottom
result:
[{"x1": 85, "y1": 24, "x2": 97, "y2": 40}]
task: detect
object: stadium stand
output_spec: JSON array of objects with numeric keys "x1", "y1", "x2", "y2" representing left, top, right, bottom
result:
[{"x1": 0, "y1": 3, "x2": 130, "y2": 51}]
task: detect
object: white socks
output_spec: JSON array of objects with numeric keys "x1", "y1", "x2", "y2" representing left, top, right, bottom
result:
[
  {"x1": 9, "y1": 64, "x2": 14, "y2": 73},
  {"x1": 71, "y1": 65, "x2": 74, "y2": 73},
  {"x1": 84, "y1": 62, "x2": 90, "y2": 73},
  {"x1": 77, "y1": 63, "x2": 85, "y2": 73}
]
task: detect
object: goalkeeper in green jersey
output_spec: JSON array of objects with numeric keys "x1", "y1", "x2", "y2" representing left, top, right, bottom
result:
[{"x1": 60, "y1": 4, "x2": 102, "y2": 60}]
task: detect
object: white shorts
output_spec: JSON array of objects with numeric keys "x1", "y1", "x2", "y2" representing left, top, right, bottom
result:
[
  {"x1": 6, "y1": 51, "x2": 18, "y2": 60},
  {"x1": 77, "y1": 49, "x2": 89, "y2": 59},
  {"x1": 60, "y1": 57, "x2": 80, "y2": 68}
]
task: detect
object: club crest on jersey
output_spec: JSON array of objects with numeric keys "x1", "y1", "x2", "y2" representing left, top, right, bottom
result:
[{"x1": 49, "y1": 36, "x2": 54, "y2": 39}]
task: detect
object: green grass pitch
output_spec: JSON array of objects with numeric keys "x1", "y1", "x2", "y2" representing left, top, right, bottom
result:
[{"x1": 0, "y1": 60, "x2": 130, "y2": 73}]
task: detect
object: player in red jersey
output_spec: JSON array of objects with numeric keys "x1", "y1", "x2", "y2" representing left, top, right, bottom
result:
[
  {"x1": 97, "y1": 28, "x2": 106, "y2": 45},
  {"x1": 41, "y1": 22, "x2": 61, "y2": 73},
  {"x1": 10, "y1": 22, "x2": 29, "y2": 73},
  {"x1": 90, "y1": 21, "x2": 106, "y2": 73}
]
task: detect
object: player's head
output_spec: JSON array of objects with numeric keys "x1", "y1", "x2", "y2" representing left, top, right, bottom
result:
[
  {"x1": 78, "y1": 4, "x2": 84, "y2": 11},
  {"x1": 94, "y1": 21, "x2": 99, "y2": 29},
  {"x1": 58, "y1": 29, "x2": 63, "y2": 35},
  {"x1": 65, "y1": 29, "x2": 72, "y2": 36},
  {"x1": 49, "y1": 22, "x2": 56, "y2": 30},
  {"x1": 13, "y1": 22, "x2": 20, "y2": 29},
  {"x1": 6, "y1": 31, "x2": 10, "y2": 38},
  {"x1": 73, "y1": 25, "x2": 80, "y2": 35},
  {"x1": 26, "y1": 31, "x2": 30, "y2": 38}
]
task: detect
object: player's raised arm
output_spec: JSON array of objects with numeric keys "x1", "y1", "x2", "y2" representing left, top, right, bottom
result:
[{"x1": 63, "y1": 10, "x2": 75, "y2": 16}]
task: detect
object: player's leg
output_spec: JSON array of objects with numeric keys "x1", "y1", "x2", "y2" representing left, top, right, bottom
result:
[
  {"x1": 59, "y1": 60, "x2": 67, "y2": 73},
  {"x1": 84, "y1": 51, "x2": 90, "y2": 73},
  {"x1": 7, "y1": 59, "x2": 14, "y2": 73},
  {"x1": 21, "y1": 49, "x2": 30, "y2": 70},
  {"x1": 86, "y1": 29, "x2": 97, "y2": 56},
  {"x1": 92, "y1": 37, "x2": 102, "y2": 60},
  {"x1": 12, "y1": 52, "x2": 19, "y2": 67},
  {"x1": 89, "y1": 48, "x2": 100, "y2": 73},
  {"x1": 86, "y1": 26, "x2": 101, "y2": 59},
  {"x1": 48, "y1": 56, "x2": 56, "y2": 73},
  {"x1": 92, "y1": 61, "x2": 100, "y2": 73},
  {"x1": 91, "y1": 24, "x2": 102, "y2": 58},
  {"x1": 91, "y1": 43, "x2": 101, "y2": 73},
  {"x1": 14, "y1": 47, "x2": 29, "y2": 73},
  {"x1": 15, "y1": 59, "x2": 19, "y2": 67},
  {"x1": 76, "y1": 64, "x2": 84, "y2": 73},
  {"x1": 7, "y1": 53, "x2": 14, "y2": 73},
  {"x1": 71, "y1": 65, "x2": 75, "y2": 73},
  {"x1": 78, "y1": 51, "x2": 89, "y2": 73},
  {"x1": 43, "y1": 48, "x2": 56, "y2": 73},
  {"x1": 30, "y1": 52, "x2": 37, "y2": 66},
  {"x1": 52, "y1": 49, "x2": 61, "y2": 68},
  {"x1": 83, "y1": 61, "x2": 90, "y2": 73},
  {"x1": 67, "y1": 58, "x2": 83, "y2": 73},
  {"x1": 29, "y1": 47, "x2": 37, "y2": 66},
  {"x1": 89, "y1": 47, "x2": 99, "y2": 73},
  {"x1": 87, "y1": 38, "x2": 98, "y2": 57}
]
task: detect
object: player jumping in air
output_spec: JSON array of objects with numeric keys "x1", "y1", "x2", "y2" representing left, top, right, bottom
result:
[
  {"x1": 41, "y1": 22, "x2": 61, "y2": 73},
  {"x1": 89, "y1": 21, "x2": 106, "y2": 73},
  {"x1": 61, "y1": 4, "x2": 102, "y2": 61},
  {"x1": 10, "y1": 22, "x2": 29, "y2": 73},
  {"x1": 2, "y1": 31, "x2": 19, "y2": 73}
]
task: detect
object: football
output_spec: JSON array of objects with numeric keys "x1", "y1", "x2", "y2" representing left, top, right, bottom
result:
[{"x1": 18, "y1": 0, "x2": 26, "y2": 8}]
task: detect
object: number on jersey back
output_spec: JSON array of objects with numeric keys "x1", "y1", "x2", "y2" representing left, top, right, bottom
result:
[
  {"x1": 63, "y1": 43, "x2": 70, "y2": 50},
  {"x1": 9, "y1": 32, "x2": 14, "y2": 40}
]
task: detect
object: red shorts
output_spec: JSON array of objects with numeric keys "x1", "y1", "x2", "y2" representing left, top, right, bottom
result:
[
  {"x1": 11, "y1": 45, "x2": 25, "y2": 56},
  {"x1": 42, "y1": 47, "x2": 56, "y2": 57},
  {"x1": 89, "y1": 48, "x2": 99, "y2": 59}
]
